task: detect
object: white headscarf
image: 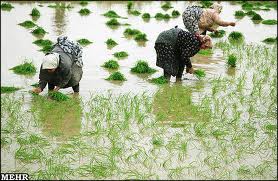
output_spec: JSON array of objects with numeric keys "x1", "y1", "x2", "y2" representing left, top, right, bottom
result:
[
  {"x1": 210, "y1": 2, "x2": 223, "y2": 14},
  {"x1": 42, "y1": 53, "x2": 59, "y2": 69}
]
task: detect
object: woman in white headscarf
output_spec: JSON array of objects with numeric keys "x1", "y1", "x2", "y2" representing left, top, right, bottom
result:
[
  {"x1": 32, "y1": 36, "x2": 83, "y2": 94},
  {"x1": 182, "y1": 2, "x2": 236, "y2": 35}
]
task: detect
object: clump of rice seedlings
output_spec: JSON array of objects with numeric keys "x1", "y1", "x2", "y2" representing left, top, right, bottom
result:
[
  {"x1": 10, "y1": 61, "x2": 36, "y2": 75},
  {"x1": 228, "y1": 31, "x2": 244, "y2": 42},
  {"x1": 164, "y1": 14, "x2": 171, "y2": 19},
  {"x1": 161, "y1": 2, "x2": 173, "y2": 10},
  {"x1": 33, "y1": 39, "x2": 53, "y2": 47},
  {"x1": 15, "y1": 147, "x2": 43, "y2": 162},
  {"x1": 102, "y1": 59, "x2": 119, "y2": 69},
  {"x1": 127, "y1": 1, "x2": 133, "y2": 10},
  {"x1": 128, "y1": 9, "x2": 141, "y2": 16},
  {"x1": 200, "y1": 1, "x2": 213, "y2": 8},
  {"x1": 242, "y1": 2, "x2": 253, "y2": 11},
  {"x1": 234, "y1": 10, "x2": 245, "y2": 18},
  {"x1": 227, "y1": 54, "x2": 237, "y2": 67},
  {"x1": 39, "y1": 45, "x2": 53, "y2": 53},
  {"x1": 79, "y1": 8, "x2": 91, "y2": 15},
  {"x1": 80, "y1": 1, "x2": 88, "y2": 6},
  {"x1": 151, "y1": 76, "x2": 168, "y2": 84},
  {"x1": 155, "y1": 13, "x2": 170, "y2": 20},
  {"x1": 261, "y1": 19, "x2": 277, "y2": 25},
  {"x1": 106, "y1": 71, "x2": 126, "y2": 81},
  {"x1": 1, "y1": 2, "x2": 14, "y2": 10},
  {"x1": 251, "y1": 13, "x2": 263, "y2": 21},
  {"x1": 113, "y1": 51, "x2": 128, "y2": 59},
  {"x1": 77, "y1": 38, "x2": 92, "y2": 46},
  {"x1": 18, "y1": 20, "x2": 37, "y2": 28},
  {"x1": 245, "y1": 10, "x2": 256, "y2": 16},
  {"x1": 131, "y1": 60, "x2": 156, "y2": 74},
  {"x1": 124, "y1": 28, "x2": 141, "y2": 36},
  {"x1": 106, "y1": 18, "x2": 120, "y2": 26},
  {"x1": 208, "y1": 29, "x2": 225, "y2": 38},
  {"x1": 48, "y1": 91, "x2": 70, "y2": 101},
  {"x1": 262, "y1": 37, "x2": 277, "y2": 44},
  {"x1": 134, "y1": 33, "x2": 148, "y2": 41},
  {"x1": 142, "y1": 13, "x2": 151, "y2": 19},
  {"x1": 194, "y1": 69, "x2": 206, "y2": 79},
  {"x1": 31, "y1": 83, "x2": 39, "y2": 87},
  {"x1": 172, "y1": 10, "x2": 180, "y2": 18},
  {"x1": 30, "y1": 8, "x2": 40, "y2": 17},
  {"x1": 103, "y1": 10, "x2": 122, "y2": 18},
  {"x1": 105, "y1": 38, "x2": 118, "y2": 48},
  {"x1": 1, "y1": 86, "x2": 20, "y2": 94},
  {"x1": 198, "y1": 49, "x2": 213, "y2": 56},
  {"x1": 32, "y1": 27, "x2": 47, "y2": 36}
]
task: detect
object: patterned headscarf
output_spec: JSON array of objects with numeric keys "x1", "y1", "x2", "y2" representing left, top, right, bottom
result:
[
  {"x1": 210, "y1": 3, "x2": 223, "y2": 14},
  {"x1": 42, "y1": 53, "x2": 60, "y2": 69}
]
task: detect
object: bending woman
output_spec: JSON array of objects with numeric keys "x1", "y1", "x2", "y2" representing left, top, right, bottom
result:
[{"x1": 154, "y1": 26, "x2": 212, "y2": 81}]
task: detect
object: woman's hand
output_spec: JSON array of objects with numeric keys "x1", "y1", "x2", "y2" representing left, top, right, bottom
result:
[
  {"x1": 32, "y1": 87, "x2": 42, "y2": 94},
  {"x1": 186, "y1": 67, "x2": 195, "y2": 74},
  {"x1": 230, "y1": 22, "x2": 236, "y2": 26}
]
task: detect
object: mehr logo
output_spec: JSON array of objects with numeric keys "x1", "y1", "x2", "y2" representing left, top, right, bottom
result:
[{"x1": 1, "y1": 173, "x2": 29, "y2": 180}]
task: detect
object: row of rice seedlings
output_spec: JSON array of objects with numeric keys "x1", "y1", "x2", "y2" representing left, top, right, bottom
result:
[
  {"x1": 106, "y1": 71, "x2": 126, "y2": 81},
  {"x1": 1, "y1": 86, "x2": 21, "y2": 94},
  {"x1": 105, "y1": 38, "x2": 118, "y2": 48},
  {"x1": 79, "y1": 8, "x2": 91, "y2": 15},
  {"x1": 208, "y1": 29, "x2": 226, "y2": 38},
  {"x1": 262, "y1": 37, "x2": 277, "y2": 44},
  {"x1": 1, "y1": 2, "x2": 14, "y2": 11},
  {"x1": 113, "y1": 51, "x2": 128, "y2": 59},
  {"x1": 77, "y1": 38, "x2": 93, "y2": 46},
  {"x1": 103, "y1": 10, "x2": 126, "y2": 19},
  {"x1": 10, "y1": 61, "x2": 36, "y2": 75}
]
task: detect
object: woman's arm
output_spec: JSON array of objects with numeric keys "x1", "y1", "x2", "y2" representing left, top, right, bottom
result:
[{"x1": 213, "y1": 13, "x2": 235, "y2": 27}]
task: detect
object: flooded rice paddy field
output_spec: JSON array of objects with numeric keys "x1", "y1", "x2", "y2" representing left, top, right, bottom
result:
[{"x1": 1, "y1": 1, "x2": 277, "y2": 180}]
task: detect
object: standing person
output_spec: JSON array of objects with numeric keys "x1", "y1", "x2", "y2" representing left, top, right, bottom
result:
[
  {"x1": 154, "y1": 26, "x2": 212, "y2": 81},
  {"x1": 182, "y1": 2, "x2": 236, "y2": 35},
  {"x1": 32, "y1": 36, "x2": 83, "y2": 94}
]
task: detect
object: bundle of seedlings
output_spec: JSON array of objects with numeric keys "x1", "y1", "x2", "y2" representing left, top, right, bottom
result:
[
  {"x1": 106, "y1": 71, "x2": 127, "y2": 81},
  {"x1": 32, "y1": 27, "x2": 47, "y2": 36},
  {"x1": 261, "y1": 19, "x2": 277, "y2": 25},
  {"x1": 102, "y1": 59, "x2": 119, "y2": 69},
  {"x1": 105, "y1": 38, "x2": 118, "y2": 48},
  {"x1": 1, "y1": 2, "x2": 14, "y2": 10},
  {"x1": 128, "y1": 9, "x2": 141, "y2": 16},
  {"x1": 33, "y1": 39, "x2": 53, "y2": 47},
  {"x1": 48, "y1": 91, "x2": 70, "y2": 101},
  {"x1": 150, "y1": 76, "x2": 168, "y2": 84},
  {"x1": 251, "y1": 13, "x2": 263, "y2": 21},
  {"x1": 234, "y1": 10, "x2": 245, "y2": 18},
  {"x1": 113, "y1": 51, "x2": 128, "y2": 59},
  {"x1": 18, "y1": 20, "x2": 37, "y2": 28},
  {"x1": 171, "y1": 10, "x2": 180, "y2": 18},
  {"x1": 30, "y1": 8, "x2": 40, "y2": 17},
  {"x1": 127, "y1": 1, "x2": 133, "y2": 10},
  {"x1": 241, "y1": 2, "x2": 253, "y2": 11},
  {"x1": 161, "y1": 2, "x2": 173, "y2": 10},
  {"x1": 10, "y1": 61, "x2": 36, "y2": 75},
  {"x1": 155, "y1": 13, "x2": 170, "y2": 20},
  {"x1": 124, "y1": 28, "x2": 141, "y2": 36},
  {"x1": 194, "y1": 69, "x2": 206, "y2": 79},
  {"x1": 1, "y1": 86, "x2": 20, "y2": 94},
  {"x1": 80, "y1": 1, "x2": 88, "y2": 6},
  {"x1": 77, "y1": 38, "x2": 93, "y2": 46},
  {"x1": 142, "y1": 13, "x2": 151, "y2": 19},
  {"x1": 245, "y1": 10, "x2": 256, "y2": 16},
  {"x1": 103, "y1": 10, "x2": 124, "y2": 19},
  {"x1": 79, "y1": 8, "x2": 91, "y2": 15},
  {"x1": 131, "y1": 60, "x2": 156, "y2": 74},
  {"x1": 134, "y1": 33, "x2": 148, "y2": 42},
  {"x1": 208, "y1": 29, "x2": 226, "y2": 38},
  {"x1": 262, "y1": 37, "x2": 277, "y2": 44},
  {"x1": 227, "y1": 54, "x2": 237, "y2": 67},
  {"x1": 228, "y1": 31, "x2": 244, "y2": 42},
  {"x1": 39, "y1": 45, "x2": 54, "y2": 53}
]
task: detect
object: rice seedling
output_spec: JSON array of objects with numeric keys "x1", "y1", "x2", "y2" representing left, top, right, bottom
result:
[
  {"x1": 152, "y1": 137, "x2": 164, "y2": 147},
  {"x1": 106, "y1": 18, "x2": 120, "y2": 26},
  {"x1": 31, "y1": 83, "x2": 39, "y2": 87},
  {"x1": 251, "y1": 13, "x2": 263, "y2": 21},
  {"x1": 30, "y1": 8, "x2": 40, "y2": 17},
  {"x1": 245, "y1": 10, "x2": 256, "y2": 16},
  {"x1": 1, "y1": 2, "x2": 14, "y2": 10},
  {"x1": 262, "y1": 19, "x2": 277, "y2": 25},
  {"x1": 128, "y1": 10, "x2": 141, "y2": 16},
  {"x1": 228, "y1": 31, "x2": 244, "y2": 42},
  {"x1": 113, "y1": 51, "x2": 128, "y2": 59},
  {"x1": 102, "y1": 59, "x2": 119, "y2": 69},
  {"x1": 48, "y1": 3, "x2": 73, "y2": 9},
  {"x1": 48, "y1": 91, "x2": 70, "y2": 101},
  {"x1": 77, "y1": 38, "x2": 93, "y2": 46},
  {"x1": 142, "y1": 13, "x2": 151, "y2": 19},
  {"x1": 124, "y1": 28, "x2": 141, "y2": 36},
  {"x1": 242, "y1": 2, "x2": 253, "y2": 11},
  {"x1": 131, "y1": 60, "x2": 156, "y2": 74},
  {"x1": 79, "y1": 8, "x2": 91, "y2": 15},
  {"x1": 234, "y1": 10, "x2": 245, "y2": 18},
  {"x1": 80, "y1": 1, "x2": 88, "y2": 6},
  {"x1": 39, "y1": 45, "x2": 53, "y2": 53},
  {"x1": 127, "y1": 1, "x2": 133, "y2": 10},
  {"x1": 208, "y1": 30, "x2": 225, "y2": 38},
  {"x1": 15, "y1": 147, "x2": 43, "y2": 162},
  {"x1": 161, "y1": 2, "x2": 173, "y2": 10},
  {"x1": 1, "y1": 86, "x2": 20, "y2": 94},
  {"x1": 163, "y1": 14, "x2": 171, "y2": 19},
  {"x1": 200, "y1": 1, "x2": 213, "y2": 8},
  {"x1": 154, "y1": 13, "x2": 170, "y2": 20},
  {"x1": 106, "y1": 71, "x2": 126, "y2": 81},
  {"x1": 10, "y1": 61, "x2": 36, "y2": 75},
  {"x1": 18, "y1": 20, "x2": 37, "y2": 28},
  {"x1": 32, "y1": 27, "x2": 47, "y2": 36},
  {"x1": 194, "y1": 69, "x2": 206, "y2": 80},
  {"x1": 105, "y1": 38, "x2": 118, "y2": 48},
  {"x1": 227, "y1": 54, "x2": 237, "y2": 67},
  {"x1": 150, "y1": 76, "x2": 168, "y2": 84},
  {"x1": 198, "y1": 49, "x2": 213, "y2": 56},
  {"x1": 134, "y1": 33, "x2": 148, "y2": 42},
  {"x1": 103, "y1": 10, "x2": 123, "y2": 18},
  {"x1": 33, "y1": 39, "x2": 53, "y2": 47},
  {"x1": 171, "y1": 10, "x2": 180, "y2": 18},
  {"x1": 262, "y1": 37, "x2": 277, "y2": 44}
]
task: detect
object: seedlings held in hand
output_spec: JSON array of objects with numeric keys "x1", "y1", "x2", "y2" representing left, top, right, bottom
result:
[
  {"x1": 106, "y1": 71, "x2": 127, "y2": 81},
  {"x1": 102, "y1": 59, "x2": 119, "y2": 69},
  {"x1": 131, "y1": 60, "x2": 156, "y2": 74},
  {"x1": 79, "y1": 8, "x2": 91, "y2": 15},
  {"x1": 10, "y1": 61, "x2": 36, "y2": 75},
  {"x1": 198, "y1": 49, "x2": 213, "y2": 56},
  {"x1": 31, "y1": 83, "x2": 40, "y2": 87},
  {"x1": 227, "y1": 54, "x2": 237, "y2": 67}
]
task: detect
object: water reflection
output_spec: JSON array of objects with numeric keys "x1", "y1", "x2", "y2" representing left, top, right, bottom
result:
[
  {"x1": 226, "y1": 67, "x2": 236, "y2": 76},
  {"x1": 52, "y1": 2, "x2": 68, "y2": 36}
]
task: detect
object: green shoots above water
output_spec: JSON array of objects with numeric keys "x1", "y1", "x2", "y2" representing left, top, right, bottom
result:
[
  {"x1": 105, "y1": 38, "x2": 118, "y2": 48},
  {"x1": 10, "y1": 61, "x2": 37, "y2": 75},
  {"x1": 228, "y1": 31, "x2": 244, "y2": 42},
  {"x1": 128, "y1": 9, "x2": 141, "y2": 16},
  {"x1": 235, "y1": 10, "x2": 245, "y2": 18},
  {"x1": 194, "y1": 69, "x2": 206, "y2": 80},
  {"x1": 127, "y1": 1, "x2": 133, "y2": 10},
  {"x1": 32, "y1": 27, "x2": 47, "y2": 36},
  {"x1": 124, "y1": 28, "x2": 141, "y2": 36},
  {"x1": 227, "y1": 54, "x2": 237, "y2": 67},
  {"x1": 113, "y1": 51, "x2": 129, "y2": 59},
  {"x1": 1, "y1": 3, "x2": 14, "y2": 11},
  {"x1": 48, "y1": 91, "x2": 70, "y2": 101},
  {"x1": 208, "y1": 30, "x2": 226, "y2": 38},
  {"x1": 161, "y1": 2, "x2": 173, "y2": 10},
  {"x1": 134, "y1": 33, "x2": 148, "y2": 42},
  {"x1": 77, "y1": 38, "x2": 93, "y2": 46},
  {"x1": 106, "y1": 71, "x2": 127, "y2": 81},
  {"x1": 79, "y1": 8, "x2": 91, "y2": 15},
  {"x1": 102, "y1": 59, "x2": 119, "y2": 69},
  {"x1": 33, "y1": 39, "x2": 53, "y2": 47},
  {"x1": 172, "y1": 10, "x2": 180, "y2": 18},
  {"x1": 142, "y1": 13, "x2": 151, "y2": 19},
  {"x1": 1, "y1": 86, "x2": 20, "y2": 94},
  {"x1": 18, "y1": 20, "x2": 37, "y2": 28},
  {"x1": 261, "y1": 19, "x2": 277, "y2": 25},
  {"x1": 151, "y1": 76, "x2": 168, "y2": 84},
  {"x1": 262, "y1": 37, "x2": 277, "y2": 44},
  {"x1": 251, "y1": 13, "x2": 263, "y2": 21},
  {"x1": 131, "y1": 60, "x2": 156, "y2": 74},
  {"x1": 30, "y1": 8, "x2": 40, "y2": 17},
  {"x1": 103, "y1": 10, "x2": 123, "y2": 18}
]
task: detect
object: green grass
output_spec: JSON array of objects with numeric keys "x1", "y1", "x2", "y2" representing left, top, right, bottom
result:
[
  {"x1": 124, "y1": 28, "x2": 141, "y2": 36},
  {"x1": 128, "y1": 10, "x2": 141, "y2": 16},
  {"x1": 48, "y1": 91, "x2": 70, "y2": 101},
  {"x1": 103, "y1": 10, "x2": 122, "y2": 18},
  {"x1": 102, "y1": 59, "x2": 119, "y2": 69},
  {"x1": 105, "y1": 38, "x2": 118, "y2": 48},
  {"x1": 227, "y1": 54, "x2": 237, "y2": 67},
  {"x1": 30, "y1": 8, "x2": 40, "y2": 17},
  {"x1": 262, "y1": 37, "x2": 277, "y2": 44},
  {"x1": 79, "y1": 8, "x2": 91, "y2": 15},
  {"x1": 33, "y1": 39, "x2": 53, "y2": 47},
  {"x1": 171, "y1": 10, "x2": 180, "y2": 18},
  {"x1": 161, "y1": 2, "x2": 173, "y2": 10},
  {"x1": 261, "y1": 19, "x2": 277, "y2": 25},
  {"x1": 113, "y1": 51, "x2": 128, "y2": 59},
  {"x1": 151, "y1": 76, "x2": 168, "y2": 84},
  {"x1": 131, "y1": 61, "x2": 156, "y2": 74},
  {"x1": 142, "y1": 13, "x2": 151, "y2": 19},
  {"x1": 134, "y1": 33, "x2": 148, "y2": 41},
  {"x1": 245, "y1": 10, "x2": 256, "y2": 16},
  {"x1": 251, "y1": 13, "x2": 263, "y2": 21},
  {"x1": 208, "y1": 30, "x2": 225, "y2": 38},
  {"x1": 106, "y1": 18, "x2": 120, "y2": 26},
  {"x1": 10, "y1": 61, "x2": 36, "y2": 75},
  {"x1": 1, "y1": 86, "x2": 20, "y2": 94},
  {"x1": 18, "y1": 20, "x2": 37, "y2": 28},
  {"x1": 106, "y1": 71, "x2": 126, "y2": 81},
  {"x1": 127, "y1": 1, "x2": 133, "y2": 10},
  {"x1": 1, "y1": 2, "x2": 14, "y2": 10},
  {"x1": 32, "y1": 27, "x2": 47, "y2": 36},
  {"x1": 194, "y1": 69, "x2": 206, "y2": 80},
  {"x1": 198, "y1": 49, "x2": 213, "y2": 56},
  {"x1": 77, "y1": 38, "x2": 92, "y2": 46},
  {"x1": 235, "y1": 10, "x2": 246, "y2": 17},
  {"x1": 228, "y1": 31, "x2": 244, "y2": 42}
]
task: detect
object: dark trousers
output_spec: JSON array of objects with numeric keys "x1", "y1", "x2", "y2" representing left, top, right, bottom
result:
[
  {"x1": 48, "y1": 83, "x2": 80, "y2": 92},
  {"x1": 163, "y1": 60, "x2": 186, "y2": 80}
]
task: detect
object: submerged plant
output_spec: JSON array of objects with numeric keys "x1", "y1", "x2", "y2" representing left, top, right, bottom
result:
[
  {"x1": 79, "y1": 8, "x2": 91, "y2": 15},
  {"x1": 129, "y1": 10, "x2": 141, "y2": 16},
  {"x1": 33, "y1": 39, "x2": 53, "y2": 47},
  {"x1": 151, "y1": 76, "x2": 168, "y2": 84},
  {"x1": 131, "y1": 60, "x2": 156, "y2": 74},
  {"x1": 102, "y1": 59, "x2": 119, "y2": 69},
  {"x1": 103, "y1": 10, "x2": 122, "y2": 18},
  {"x1": 235, "y1": 10, "x2": 245, "y2": 17},
  {"x1": 142, "y1": 13, "x2": 151, "y2": 19},
  {"x1": 30, "y1": 8, "x2": 40, "y2": 17},
  {"x1": 134, "y1": 33, "x2": 148, "y2": 41},
  {"x1": 172, "y1": 10, "x2": 180, "y2": 18},
  {"x1": 227, "y1": 54, "x2": 237, "y2": 67},
  {"x1": 194, "y1": 69, "x2": 206, "y2": 79},
  {"x1": 161, "y1": 2, "x2": 173, "y2": 10},
  {"x1": 105, "y1": 38, "x2": 118, "y2": 48},
  {"x1": 261, "y1": 19, "x2": 277, "y2": 25},
  {"x1": 77, "y1": 38, "x2": 93, "y2": 46},
  {"x1": 228, "y1": 31, "x2": 244, "y2": 42},
  {"x1": 251, "y1": 13, "x2": 263, "y2": 21},
  {"x1": 18, "y1": 20, "x2": 37, "y2": 28},
  {"x1": 124, "y1": 28, "x2": 141, "y2": 36},
  {"x1": 1, "y1": 2, "x2": 14, "y2": 10},
  {"x1": 262, "y1": 37, "x2": 277, "y2": 44},
  {"x1": 208, "y1": 30, "x2": 225, "y2": 38},
  {"x1": 48, "y1": 91, "x2": 70, "y2": 101},
  {"x1": 106, "y1": 71, "x2": 126, "y2": 81},
  {"x1": 198, "y1": 49, "x2": 213, "y2": 56},
  {"x1": 32, "y1": 27, "x2": 47, "y2": 36},
  {"x1": 1, "y1": 86, "x2": 20, "y2": 94},
  {"x1": 10, "y1": 61, "x2": 36, "y2": 75},
  {"x1": 106, "y1": 18, "x2": 120, "y2": 26},
  {"x1": 113, "y1": 51, "x2": 128, "y2": 59}
]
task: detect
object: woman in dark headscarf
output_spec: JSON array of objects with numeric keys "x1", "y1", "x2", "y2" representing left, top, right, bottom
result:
[{"x1": 154, "y1": 26, "x2": 212, "y2": 81}]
